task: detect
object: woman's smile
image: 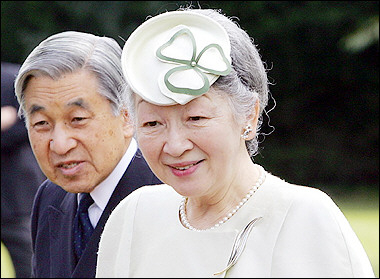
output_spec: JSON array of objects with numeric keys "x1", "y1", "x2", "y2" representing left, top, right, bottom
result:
[{"x1": 168, "y1": 160, "x2": 204, "y2": 177}]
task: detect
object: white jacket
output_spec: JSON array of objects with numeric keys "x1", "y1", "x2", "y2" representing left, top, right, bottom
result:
[{"x1": 96, "y1": 171, "x2": 375, "y2": 278}]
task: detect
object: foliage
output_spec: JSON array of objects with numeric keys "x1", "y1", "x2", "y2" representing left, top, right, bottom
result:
[
  {"x1": 1, "y1": 242, "x2": 15, "y2": 278},
  {"x1": 1, "y1": 1, "x2": 378, "y2": 192},
  {"x1": 338, "y1": 199, "x2": 379, "y2": 277}
]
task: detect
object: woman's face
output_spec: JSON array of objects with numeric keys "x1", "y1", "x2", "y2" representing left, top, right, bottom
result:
[{"x1": 135, "y1": 89, "x2": 248, "y2": 198}]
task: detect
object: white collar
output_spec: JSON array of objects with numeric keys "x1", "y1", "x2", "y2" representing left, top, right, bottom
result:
[{"x1": 84, "y1": 138, "x2": 138, "y2": 211}]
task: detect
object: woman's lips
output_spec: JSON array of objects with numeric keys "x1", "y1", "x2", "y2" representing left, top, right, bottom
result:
[{"x1": 169, "y1": 160, "x2": 204, "y2": 177}]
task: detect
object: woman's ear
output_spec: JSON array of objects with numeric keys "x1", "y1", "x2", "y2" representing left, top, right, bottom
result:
[{"x1": 241, "y1": 100, "x2": 260, "y2": 140}]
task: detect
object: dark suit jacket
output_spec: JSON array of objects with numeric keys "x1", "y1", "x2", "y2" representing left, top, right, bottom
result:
[{"x1": 31, "y1": 150, "x2": 161, "y2": 278}]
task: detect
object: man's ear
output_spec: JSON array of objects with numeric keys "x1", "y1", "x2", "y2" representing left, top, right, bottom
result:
[
  {"x1": 121, "y1": 109, "x2": 134, "y2": 138},
  {"x1": 241, "y1": 100, "x2": 260, "y2": 140}
]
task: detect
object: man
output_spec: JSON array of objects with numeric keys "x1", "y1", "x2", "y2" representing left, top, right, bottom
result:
[
  {"x1": 2, "y1": 62, "x2": 46, "y2": 278},
  {"x1": 14, "y1": 31, "x2": 161, "y2": 278}
]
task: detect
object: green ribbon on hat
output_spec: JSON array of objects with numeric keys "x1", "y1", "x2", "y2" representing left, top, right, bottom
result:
[{"x1": 156, "y1": 27, "x2": 231, "y2": 96}]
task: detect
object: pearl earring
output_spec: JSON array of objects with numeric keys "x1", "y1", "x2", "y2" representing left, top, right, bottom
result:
[{"x1": 241, "y1": 124, "x2": 252, "y2": 140}]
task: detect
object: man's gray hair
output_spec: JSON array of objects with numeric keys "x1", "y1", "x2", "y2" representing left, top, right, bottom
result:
[{"x1": 15, "y1": 31, "x2": 126, "y2": 119}]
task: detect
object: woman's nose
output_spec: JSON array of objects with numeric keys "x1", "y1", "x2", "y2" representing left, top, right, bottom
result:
[{"x1": 162, "y1": 127, "x2": 193, "y2": 157}]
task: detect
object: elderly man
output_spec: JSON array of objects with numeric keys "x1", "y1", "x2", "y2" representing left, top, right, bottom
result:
[{"x1": 14, "y1": 31, "x2": 161, "y2": 278}]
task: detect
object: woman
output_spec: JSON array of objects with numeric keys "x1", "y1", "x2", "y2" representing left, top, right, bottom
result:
[{"x1": 96, "y1": 8, "x2": 374, "y2": 278}]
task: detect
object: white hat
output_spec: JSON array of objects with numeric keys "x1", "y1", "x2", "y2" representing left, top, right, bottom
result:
[{"x1": 121, "y1": 10, "x2": 232, "y2": 105}]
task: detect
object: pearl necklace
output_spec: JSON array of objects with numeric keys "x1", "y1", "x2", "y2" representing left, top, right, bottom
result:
[{"x1": 179, "y1": 165, "x2": 266, "y2": 232}]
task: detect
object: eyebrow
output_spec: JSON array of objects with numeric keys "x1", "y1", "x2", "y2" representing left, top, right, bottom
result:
[
  {"x1": 66, "y1": 98, "x2": 89, "y2": 110},
  {"x1": 28, "y1": 104, "x2": 44, "y2": 115},
  {"x1": 28, "y1": 98, "x2": 90, "y2": 116}
]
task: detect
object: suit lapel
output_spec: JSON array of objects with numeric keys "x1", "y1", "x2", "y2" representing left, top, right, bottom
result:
[
  {"x1": 98, "y1": 149, "x2": 160, "y2": 229},
  {"x1": 48, "y1": 192, "x2": 77, "y2": 277},
  {"x1": 72, "y1": 150, "x2": 160, "y2": 278}
]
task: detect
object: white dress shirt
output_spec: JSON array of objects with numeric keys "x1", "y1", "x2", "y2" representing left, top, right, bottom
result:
[{"x1": 77, "y1": 138, "x2": 137, "y2": 228}]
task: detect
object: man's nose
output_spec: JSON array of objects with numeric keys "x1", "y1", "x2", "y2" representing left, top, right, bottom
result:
[{"x1": 49, "y1": 125, "x2": 77, "y2": 155}]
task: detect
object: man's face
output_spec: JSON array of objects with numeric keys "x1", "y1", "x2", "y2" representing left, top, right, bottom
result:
[{"x1": 24, "y1": 70, "x2": 133, "y2": 193}]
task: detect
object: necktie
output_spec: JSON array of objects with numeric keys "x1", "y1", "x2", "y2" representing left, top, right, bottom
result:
[{"x1": 73, "y1": 193, "x2": 94, "y2": 261}]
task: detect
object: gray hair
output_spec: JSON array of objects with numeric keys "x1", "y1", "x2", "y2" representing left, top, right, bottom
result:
[
  {"x1": 15, "y1": 31, "x2": 126, "y2": 120},
  {"x1": 124, "y1": 8, "x2": 271, "y2": 158},
  {"x1": 191, "y1": 9, "x2": 270, "y2": 158}
]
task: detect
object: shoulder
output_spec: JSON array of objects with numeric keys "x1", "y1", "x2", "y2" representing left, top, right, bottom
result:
[
  {"x1": 100, "y1": 184, "x2": 177, "y2": 248},
  {"x1": 114, "y1": 184, "x2": 178, "y2": 212},
  {"x1": 104, "y1": 184, "x2": 179, "y2": 231},
  {"x1": 263, "y1": 172, "x2": 345, "y2": 240},
  {"x1": 33, "y1": 179, "x2": 68, "y2": 208},
  {"x1": 260, "y1": 172, "x2": 346, "y2": 237},
  {"x1": 135, "y1": 183, "x2": 178, "y2": 197},
  {"x1": 264, "y1": 172, "x2": 335, "y2": 211},
  {"x1": 264, "y1": 173, "x2": 374, "y2": 277}
]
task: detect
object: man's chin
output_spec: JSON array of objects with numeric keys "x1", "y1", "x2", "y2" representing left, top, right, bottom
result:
[{"x1": 56, "y1": 180, "x2": 95, "y2": 194}]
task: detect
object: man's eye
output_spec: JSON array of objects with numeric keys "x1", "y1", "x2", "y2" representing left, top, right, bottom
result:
[
  {"x1": 34, "y1": 121, "x2": 48, "y2": 127},
  {"x1": 72, "y1": 117, "x2": 87, "y2": 123}
]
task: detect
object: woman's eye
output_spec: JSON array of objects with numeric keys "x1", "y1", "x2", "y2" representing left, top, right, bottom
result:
[
  {"x1": 143, "y1": 121, "x2": 159, "y2": 127},
  {"x1": 189, "y1": 116, "x2": 203, "y2": 121}
]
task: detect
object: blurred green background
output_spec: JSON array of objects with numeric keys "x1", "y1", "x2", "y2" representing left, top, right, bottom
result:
[{"x1": 1, "y1": 1, "x2": 378, "y2": 277}]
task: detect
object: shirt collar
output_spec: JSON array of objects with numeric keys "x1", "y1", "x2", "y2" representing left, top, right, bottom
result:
[{"x1": 86, "y1": 138, "x2": 138, "y2": 210}]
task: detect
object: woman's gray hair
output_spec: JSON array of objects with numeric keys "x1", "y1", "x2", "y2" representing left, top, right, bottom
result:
[
  {"x1": 15, "y1": 31, "x2": 126, "y2": 119},
  {"x1": 125, "y1": 8, "x2": 270, "y2": 158},
  {"x1": 191, "y1": 9, "x2": 270, "y2": 158}
]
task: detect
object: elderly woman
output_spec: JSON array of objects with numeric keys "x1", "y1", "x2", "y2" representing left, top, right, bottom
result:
[{"x1": 96, "y1": 8, "x2": 374, "y2": 278}]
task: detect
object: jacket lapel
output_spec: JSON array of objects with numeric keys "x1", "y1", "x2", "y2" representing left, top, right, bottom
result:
[
  {"x1": 48, "y1": 192, "x2": 77, "y2": 277},
  {"x1": 72, "y1": 150, "x2": 160, "y2": 277}
]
